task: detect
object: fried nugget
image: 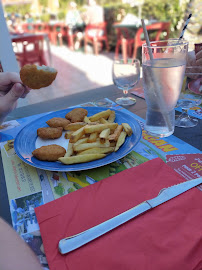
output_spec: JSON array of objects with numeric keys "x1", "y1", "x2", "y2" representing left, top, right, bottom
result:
[
  {"x1": 20, "y1": 64, "x2": 57, "y2": 89},
  {"x1": 65, "y1": 108, "x2": 88, "y2": 123},
  {"x1": 46, "y1": 117, "x2": 70, "y2": 129},
  {"x1": 37, "y1": 127, "x2": 63, "y2": 139},
  {"x1": 32, "y1": 145, "x2": 66, "y2": 161}
]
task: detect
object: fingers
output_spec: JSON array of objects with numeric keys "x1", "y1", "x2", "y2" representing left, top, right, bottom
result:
[
  {"x1": 196, "y1": 50, "x2": 202, "y2": 66},
  {"x1": 20, "y1": 84, "x2": 31, "y2": 98},
  {"x1": 4, "y1": 83, "x2": 26, "y2": 103},
  {"x1": 0, "y1": 72, "x2": 22, "y2": 91}
]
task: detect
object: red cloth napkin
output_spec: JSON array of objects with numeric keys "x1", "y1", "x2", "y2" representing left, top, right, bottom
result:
[{"x1": 35, "y1": 158, "x2": 202, "y2": 270}]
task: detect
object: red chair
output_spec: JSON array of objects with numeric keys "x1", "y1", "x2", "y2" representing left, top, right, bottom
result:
[
  {"x1": 115, "y1": 22, "x2": 170, "y2": 60},
  {"x1": 48, "y1": 23, "x2": 66, "y2": 46},
  {"x1": 131, "y1": 22, "x2": 171, "y2": 59},
  {"x1": 12, "y1": 34, "x2": 47, "y2": 67},
  {"x1": 114, "y1": 24, "x2": 131, "y2": 60},
  {"x1": 21, "y1": 23, "x2": 34, "y2": 33},
  {"x1": 84, "y1": 22, "x2": 109, "y2": 55}
]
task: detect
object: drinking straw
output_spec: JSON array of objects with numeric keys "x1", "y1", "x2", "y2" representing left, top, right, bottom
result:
[
  {"x1": 141, "y1": 19, "x2": 173, "y2": 132},
  {"x1": 179, "y1": 14, "x2": 192, "y2": 40}
]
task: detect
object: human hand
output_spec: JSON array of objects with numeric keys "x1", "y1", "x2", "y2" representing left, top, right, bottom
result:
[
  {"x1": 186, "y1": 50, "x2": 202, "y2": 79},
  {"x1": 195, "y1": 49, "x2": 202, "y2": 66},
  {"x1": 0, "y1": 72, "x2": 30, "y2": 124}
]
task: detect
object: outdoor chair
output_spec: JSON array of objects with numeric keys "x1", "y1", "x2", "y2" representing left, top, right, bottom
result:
[
  {"x1": 84, "y1": 22, "x2": 109, "y2": 55},
  {"x1": 12, "y1": 34, "x2": 47, "y2": 67},
  {"x1": 114, "y1": 24, "x2": 131, "y2": 60},
  {"x1": 116, "y1": 22, "x2": 170, "y2": 60},
  {"x1": 48, "y1": 23, "x2": 68, "y2": 47},
  {"x1": 21, "y1": 22, "x2": 34, "y2": 33},
  {"x1": 131, "y1": 21, "x2": 171, "y2": 59}
]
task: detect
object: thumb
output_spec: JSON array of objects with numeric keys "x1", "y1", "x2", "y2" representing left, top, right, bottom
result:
[{"x1": 4, "y1": 83, "x2": 25, "y2": 103}]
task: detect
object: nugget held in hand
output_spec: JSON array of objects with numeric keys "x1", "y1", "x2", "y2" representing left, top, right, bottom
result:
[
  {"x1": 37, "y1": 127, "x2": 63, "y2": 139},
  {"x1": 65, "y1": 108, "x2": 88, "y2": 123},
  {"x1": 46, "y1": 117, "x2": 70, "y2": 129},
  {"x1": 20, "y1": 64, "x2": 57, "y2": 89},
  {"x1": 32, "y1": 145, "x2": 66, "y2": 161}
]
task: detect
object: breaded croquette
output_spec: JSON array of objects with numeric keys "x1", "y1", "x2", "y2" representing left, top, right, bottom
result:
[
  {"x1": 65, "y1": 108, "x2": 88, "y2": 123},
  {"x1": 32, "y1": 145, "x2": 66, "y2": 161},
  {"x1": 20, "y1": 64, "x2": 57, "y2": 89},
  {"x1": 46, "y1": 117, "x2": 70, "y2": 129},
  {"x1": 37, "y1": 127, "x2": 63, "y2": 140}
]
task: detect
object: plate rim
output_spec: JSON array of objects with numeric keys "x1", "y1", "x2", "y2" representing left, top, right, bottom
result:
[{"x1": 14, "y1": 106, "x2": 142, "y2": 172}]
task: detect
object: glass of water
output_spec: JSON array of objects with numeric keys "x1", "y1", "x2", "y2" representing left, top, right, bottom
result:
[
  {"x1": 142, "y1": 39, "x2": 188, "y2": 137},
  {"x1": 112, "y1": 58, "x2": 140, "y2": 106}
]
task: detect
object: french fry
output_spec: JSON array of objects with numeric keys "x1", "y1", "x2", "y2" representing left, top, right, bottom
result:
[
  {"x1": 35, "y1": 107, "x2": 134, "y2": 165},
  {"x1": 88, "y1": 132, "x2": 98, "y2": 143},
  {"x1": 108, "y1": 111, "x2": 116, "y2": 123},
  {"x1": 69, "y1": 127, "x2": 85, "y2": 143},
  {"x1": 122, "y1": 123, "x2": 133, "y2": 136},
  {"x1": 77, "y1": 147, "x2": 115, "y2": 155},
  {"x1": 64, "y1": 122, "x2": 87, "y2": 131},
  {"x1": 73, "y1": 140, "x2": 110, "y2": 152},
  {"x1": 59, "y1": 154, "x2": 106, "y2": 164},
  {"x1": 99, "y1": 128, "x2": 110, "y2": 144},
  {"x1": 115, "y1": 131, "x2": 127, "y2": 151},
  {"x1": 110, "y1": 142, "x2": 116, "y2": 147},
  {"x1": 74, "y1": 137, "x2": 88, "y2": 146},
  {"x1": 89, "y1": 109, "x2": 111, "y2": 122},
  {"x1": 99, "y1": 117, "x2": 108, "y2": 124},
  {"x1": 84, "y1": 116, "x2": 91, "y2": 123},
  {"x1": 84, "y1": 123, "x2": 118, "y2": 134},
  {"x1": 64, "y1": 131, "x2": 74, "y2": 139},
  {"x1": 108, "y1": 125, "x2": 123, "y2": 142},
  {"x1": 64, "y1": 143, "x2": 73, "y2": 157}
]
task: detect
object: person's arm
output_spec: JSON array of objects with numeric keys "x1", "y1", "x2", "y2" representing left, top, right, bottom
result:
[
  {"x1": 0, "y1": 218, "x2": 42, "y2": 270},
  {"x1": 0, "y1": 72, "x2": 30, "y2": 124}
]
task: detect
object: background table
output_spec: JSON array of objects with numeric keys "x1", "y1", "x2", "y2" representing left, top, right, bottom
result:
[
  {"x1": 10, "y1": 32, "x2": 52, "y2": 66},
  {"x1": 1, "y1": 83, "x2": 202, "y2": 224}
]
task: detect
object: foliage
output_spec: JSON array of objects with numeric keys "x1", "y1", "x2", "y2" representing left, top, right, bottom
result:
[
  {"x1": 39, "y1": 0, "x2": 48, "y2": 7},
  {"x1": 40, "y1": 13, "x2": 50, "y2": 22},
  {"x1": 58, "y1": 10, "x2": 66, "y2": 20},
  {"x1": 141, "y1": 0, "x2": 184, "y2": 36},
  {"x1": 103, "y1": 0, "x2": 184, "y2": 36},
  {"x1": 4, "y1": 4, "x2": 31, "y2": 16}
]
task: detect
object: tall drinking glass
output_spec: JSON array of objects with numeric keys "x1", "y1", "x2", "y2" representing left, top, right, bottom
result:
[{"x1": 142, "y1": 39, "x2": 188, "y2": 137}]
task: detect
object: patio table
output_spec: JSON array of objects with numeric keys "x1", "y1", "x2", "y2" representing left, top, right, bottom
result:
[
  {"x1": 1, "y1": 82, "x2": 201, "y2": 226},
  {"x1": 10, "y1": 32, "x2": 52, "y2": 66}
]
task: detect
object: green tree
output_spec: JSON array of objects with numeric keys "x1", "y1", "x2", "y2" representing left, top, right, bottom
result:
[
  {"x1": 39, "y1": 0, "x2": 48, "y2": 8},
  {"x1": 5, "y1": 4, "x2": 31, "y2": 16}
]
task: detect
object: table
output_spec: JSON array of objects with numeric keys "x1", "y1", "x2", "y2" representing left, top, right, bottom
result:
[
  {"x1": 10, "y1": 32, "x2": 52, "y2": 66},
  {"x1": 20, "y1": 22, "x2": 76, "y2": 50},
  {"x1": 1, "y1": 83, "x2": 202, "y2": 225}
]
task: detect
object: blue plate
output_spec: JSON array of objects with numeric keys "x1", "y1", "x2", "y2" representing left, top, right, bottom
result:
[{"x1": 14, "y1": 107, "x2": 142, "y2": 172}]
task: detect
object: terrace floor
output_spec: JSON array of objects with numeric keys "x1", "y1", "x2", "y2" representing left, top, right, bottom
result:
[{"x1": 18, "y1": 45, "x2": 115, "y2": 108}]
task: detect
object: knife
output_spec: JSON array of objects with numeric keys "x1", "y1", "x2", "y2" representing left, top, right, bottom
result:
[{"x1": 58, "y1": 177, "x2": 202, "y2": 255}]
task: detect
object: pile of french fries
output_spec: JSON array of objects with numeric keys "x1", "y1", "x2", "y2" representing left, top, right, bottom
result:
[{"x1": 59, "y1": 109, "x2": 133, "y2": 165}]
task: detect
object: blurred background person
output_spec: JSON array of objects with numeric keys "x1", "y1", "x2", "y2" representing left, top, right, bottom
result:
[
  {"x1": 6, "y1": 12, "x2": 17, "y2": 33},
  {"x1": 65, "y1": 2, "x2": 84, "y2": 50},
  {"x1": 82, "y1": 0, "x2": 105, "y2": 53},
  {"x1": 82, "y1": 0, "x2": 104, "y2": 25},
  {"x1": 65, "y1": 1, "x2": 83, "y2": 28}
]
